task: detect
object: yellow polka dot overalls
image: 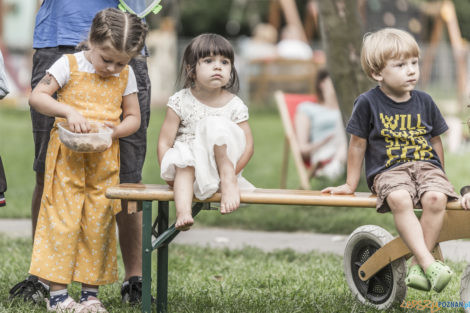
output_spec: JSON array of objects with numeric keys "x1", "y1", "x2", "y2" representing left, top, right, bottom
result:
[{"x1": 29, "y1": 54, "x2": 129, "y2": 285}]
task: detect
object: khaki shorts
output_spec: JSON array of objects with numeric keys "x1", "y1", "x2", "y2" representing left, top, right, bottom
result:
[{"x1": 372, "y1": 161, "x2": 458, "y2": 213}]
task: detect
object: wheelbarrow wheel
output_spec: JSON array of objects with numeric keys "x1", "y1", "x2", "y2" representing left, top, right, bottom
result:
[
  {"x1": 460, "y1": 264, "x2": 470, "y2": 313},
  {"x1": 344, "y1": 225, "x2": 407, "y2": 310}
]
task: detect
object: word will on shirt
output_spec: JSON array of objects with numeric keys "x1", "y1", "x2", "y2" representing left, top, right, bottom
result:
[{"x1": 379, "y1": 113, "x2": 433, "y2": 167}]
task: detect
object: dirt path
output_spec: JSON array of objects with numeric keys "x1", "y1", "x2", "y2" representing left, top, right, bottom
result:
[{"x1": 1, "y1": 219, "x2": 470, "y2": 262}]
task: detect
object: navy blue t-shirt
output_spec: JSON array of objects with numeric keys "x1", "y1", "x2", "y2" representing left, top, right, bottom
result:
[{"x1": 346, "y1": 86, "x2": 448, "y2": 189}]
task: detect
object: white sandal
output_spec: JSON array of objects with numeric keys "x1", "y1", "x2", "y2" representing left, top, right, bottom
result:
[
  {"x1": 80, "y1": 297, "x2": 108, "y2": 313},
  {"x1": 46, "y1": 296, "x2": 87, "y2": 312}
]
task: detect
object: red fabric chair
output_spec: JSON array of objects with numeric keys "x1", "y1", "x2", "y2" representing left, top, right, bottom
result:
[{"x1": 275, "y1": 91, "x2": 317, "y2": 190}]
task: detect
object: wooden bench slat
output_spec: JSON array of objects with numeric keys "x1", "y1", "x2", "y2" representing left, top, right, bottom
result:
[{"x1": 106, "y1": 183, "x2": 462, "y2": 209}]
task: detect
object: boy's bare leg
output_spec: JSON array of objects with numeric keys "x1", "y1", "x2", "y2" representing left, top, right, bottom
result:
[
  {"x1": 116, "y1": 203, "x2": 142, "y2": 281},
  {"x1": 214, "y1": 144, "x2": 240, "y2": 214},
  {"x1": 174, "y1": 166, "x2": 195, "y2": 230},
  {"x1": 419, "y1": 191, "x2": 447, "y2": 254},
  {"x1": 387, "y1": 189, "x2": 435, "y2": 270}
]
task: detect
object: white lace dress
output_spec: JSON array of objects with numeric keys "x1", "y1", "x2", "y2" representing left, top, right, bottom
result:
[{"x1": 160, "y1": 88, "x2": 255, "y2": 199}]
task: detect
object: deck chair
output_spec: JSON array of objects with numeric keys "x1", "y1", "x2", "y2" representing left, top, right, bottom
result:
[{"x1": 275, "y1": 90, "x2": 318, "y2": 190}]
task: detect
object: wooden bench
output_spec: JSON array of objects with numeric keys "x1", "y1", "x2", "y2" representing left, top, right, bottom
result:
[{"x1": 106, "y1": 183, "x2": 465, "y2": 312}]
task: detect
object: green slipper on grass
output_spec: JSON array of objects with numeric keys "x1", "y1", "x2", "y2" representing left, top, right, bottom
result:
[
  {"x1": 425, "y1": 260, "x2": 453, "y2": 293},
  {"x1": 406, "y1": 264, "x2": 431, "y2": 291}
]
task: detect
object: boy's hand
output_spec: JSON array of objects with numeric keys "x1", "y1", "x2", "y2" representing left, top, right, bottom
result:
[
  {"x1": 459, "y1": 186, "x2": 470, "y2": 210},
  {"x1": 321, "y1": 184, "x2": 355, "y2": 195},
  {"x1": 460, "y1": 193, "x2": 470, "y2": 210}
]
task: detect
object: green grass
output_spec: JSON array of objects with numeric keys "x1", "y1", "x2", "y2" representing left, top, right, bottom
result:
[
  {"x1": 2, "y1": 106, "x2": 470, "y2": 235},
  {"x1": 0, "y1": 235, "x2": 467, "y2": 313}
]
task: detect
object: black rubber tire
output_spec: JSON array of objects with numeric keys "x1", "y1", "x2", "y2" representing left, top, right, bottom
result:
[{"x1": 344, "y1": 225, "x2": 407, "y2": 310}]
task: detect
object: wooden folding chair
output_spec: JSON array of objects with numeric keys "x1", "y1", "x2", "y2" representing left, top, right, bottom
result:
[{"x1": 275, "y1": 90, "x2": 317, "y2": 190}]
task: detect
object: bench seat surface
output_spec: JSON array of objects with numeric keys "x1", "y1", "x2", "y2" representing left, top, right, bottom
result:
[{"x1": 106, "y1": 184, "x2": 462, "y2": 209}]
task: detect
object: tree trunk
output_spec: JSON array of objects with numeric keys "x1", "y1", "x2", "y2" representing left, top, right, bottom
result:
[{"x1": 317, "y1": 0, "x2": 372, "y2": 126}]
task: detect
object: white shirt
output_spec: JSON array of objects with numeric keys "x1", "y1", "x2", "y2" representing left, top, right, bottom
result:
[
  {"x1": 47, "y1": 51, "x2": 138, "y2": 96},
  {"x1": 168, "y1": 88, "x2": 249, "y2": 144}
]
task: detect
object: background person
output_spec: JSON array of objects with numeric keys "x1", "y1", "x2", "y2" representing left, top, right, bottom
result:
[
  {"x1": 240, "y1": 23, "x2": 278, "y2": 61},
  {"x1": 276, "y1": 24, "x2": 313, "y2": 60},
  {"x1": 8, "y1": 0, "x2": 151, "y2": 305},
  {"x1": 294, "y1": 69, "x2": 347, "y2": 180}
]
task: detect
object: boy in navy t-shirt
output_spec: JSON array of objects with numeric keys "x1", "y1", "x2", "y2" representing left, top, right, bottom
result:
[{"x1": 323, "y1": 28, "x2": 458, "y2": 293}]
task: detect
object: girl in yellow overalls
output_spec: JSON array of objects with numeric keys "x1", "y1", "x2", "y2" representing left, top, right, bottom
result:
[{"x1": 28, "y1": 8, "x2": 147, "y2": 313}]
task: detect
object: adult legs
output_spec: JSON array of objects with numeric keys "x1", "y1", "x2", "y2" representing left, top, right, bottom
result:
[
  {"x1": 31, "y1": 171, "x2": 43, "y2": 239},
  {"x1": 214, "y1": 144, "x2": 240, "y2": 214},
  {"x1": 112, "y1": 56, "x2": 150, "y2": 304},
  {"x1": 116, "y1": 202, "x2": 142, "y2": 280},
  {"x1": 118, "y1": 56, "x2": 150, "y2": 282}
]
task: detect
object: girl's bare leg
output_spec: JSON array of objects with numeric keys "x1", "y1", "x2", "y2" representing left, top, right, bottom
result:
[
  {"x1": 214, "y1": 144, "x2": 240, "y2": 214},
  {"x1": 387, "y1": 189, "x2": 435, "y2": 270},
  {"x1": 174, "y1": 166, "x2": 195, "y2": 230},
  {"x1": 49, "y1": 282, "x2": 67, "y2": 292},
  {"x1": 81, "y1": 283, "x2": 99, "y2": 301}
]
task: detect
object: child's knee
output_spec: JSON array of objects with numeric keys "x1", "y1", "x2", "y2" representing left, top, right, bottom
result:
[
  {"x1": 421, "y1": 191, "x2": 447, "y2": 211},
  {"x1": 213, "y1": 144, "x2": 228, "y2": 155},
  {"x1": 386, "y1": 189, "x2": 412, "y2": 210},
  {"x1": 175, "y1": 166, "x2": 195, "y2": 175}
]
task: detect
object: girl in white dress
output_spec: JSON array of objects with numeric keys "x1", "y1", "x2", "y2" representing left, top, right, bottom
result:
[{"x1": 158, "y1": 34, "x2": 254, "y2": 231}]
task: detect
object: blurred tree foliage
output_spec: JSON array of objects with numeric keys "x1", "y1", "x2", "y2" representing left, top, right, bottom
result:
[
  {"x1": 453, "y1": 0, "x2": 470, "y2": 41},
  {"x1": 179, "y1": 0, "x2": 239, "y2": 37},
  {"x1": 174, "y1": 0, "x2": 470, "y2": 41},
  {"x1": 177, "y1": 0, "x2": 309, "y2": 38}
]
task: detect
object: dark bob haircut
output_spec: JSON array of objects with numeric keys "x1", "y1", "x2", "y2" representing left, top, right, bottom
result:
[{"x1": 179, "y1": 33, "x2": 239, "y2": 93}]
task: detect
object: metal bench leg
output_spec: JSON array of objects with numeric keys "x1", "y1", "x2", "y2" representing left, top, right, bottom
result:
[
  {"x1": 142, "y1": 200, "x2": 153, "y2": 313},
  {"x1": 157, "y1": 200, "x2": 169, "y2": 313}
]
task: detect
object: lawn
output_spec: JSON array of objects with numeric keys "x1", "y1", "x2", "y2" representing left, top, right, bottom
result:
[
  {"x1": 1, "y1": 106, "x2": 470, "y2": 312},
  {"x1": 1, "y1": 106, "x2": 470, "y2": 235},
  {"x1": 0, "y1": 235, "x2": 467, "y2": 313}
]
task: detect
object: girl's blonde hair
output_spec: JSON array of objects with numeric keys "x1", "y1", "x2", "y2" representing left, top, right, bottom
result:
[
  {"x1": 179, "y1": 33, "x2": 239, "y2": 93},
  {"x1": 361, "y1": 28, "x2": 420, "y2": 79},
  {"x1": 88, "y1": 8, "x2": 148, "y2": 58}
]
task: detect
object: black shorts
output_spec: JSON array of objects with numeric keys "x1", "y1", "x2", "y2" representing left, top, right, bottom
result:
[{"x1": 30, "y1": 47, "x2": 151, "y2": 183}]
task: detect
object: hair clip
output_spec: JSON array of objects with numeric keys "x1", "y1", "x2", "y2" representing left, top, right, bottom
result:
[{"x1": 118, "y1": 0, "x2": 163, "y2": 18}]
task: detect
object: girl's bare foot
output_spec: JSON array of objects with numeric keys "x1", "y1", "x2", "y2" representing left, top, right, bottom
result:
[
  {"x1": 173, "y1": 166, "x2": 195, "y2": 231},
  {"x1": 220, "y1": 174, "x2": 240, "y2": 214},
  {"x1": 175, "y1": 211, "x2": 194, "y2": 231}
]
